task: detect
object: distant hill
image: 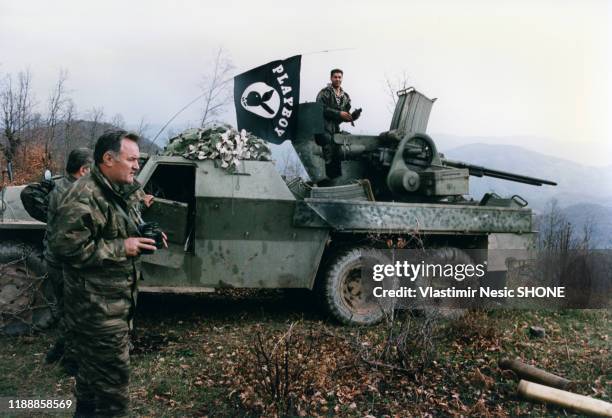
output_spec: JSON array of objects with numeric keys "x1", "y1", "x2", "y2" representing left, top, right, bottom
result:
[
  {"x1": 440, "y1": 143, "x2": 612, "y2": 248},
  {"x1": 63, "y1": 119, "x2": 161, "y2": 153}
]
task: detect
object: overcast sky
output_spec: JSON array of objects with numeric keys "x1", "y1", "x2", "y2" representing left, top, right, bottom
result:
[{"x1": 1, "y1": 0, "x2": 609, "y2": 166}]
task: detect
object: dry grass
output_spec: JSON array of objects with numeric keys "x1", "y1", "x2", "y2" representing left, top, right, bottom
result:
[{"x1": 0, "y1": 290, "x2": 609, "y2": 417}]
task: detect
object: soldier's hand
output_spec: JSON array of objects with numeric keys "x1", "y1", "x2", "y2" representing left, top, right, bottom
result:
[
  {"x1": 340, "y1": 111, "x2": 353, "y2": 122},
  {"x1": 124, "y1": 237, "x2": 157, "y2": 256},
  {"x1": 143, "y1": 194, "x2": 154, "y2": 208}
]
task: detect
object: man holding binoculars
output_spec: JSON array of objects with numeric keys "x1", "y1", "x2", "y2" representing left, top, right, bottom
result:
[{"x1": 51, "y1": 129, "x2": 167, "y2": 417}]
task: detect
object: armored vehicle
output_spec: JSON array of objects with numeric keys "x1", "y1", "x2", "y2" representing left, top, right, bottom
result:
[{"x1": 0, "y1": 87, "x2": 556, "y2": 328}]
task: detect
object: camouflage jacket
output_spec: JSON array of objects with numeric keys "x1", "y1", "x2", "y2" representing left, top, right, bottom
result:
[
  {"x1": 316, "y1": 85, "x2": 352, "y2": 135},
  {"x1": 44, "y1": 175, "x2": 77, "y2": 266},
  {"x1": 50, "y1": 166, "x2": 144, "y2": 284}
]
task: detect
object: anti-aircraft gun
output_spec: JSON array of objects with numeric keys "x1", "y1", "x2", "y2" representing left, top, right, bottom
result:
[{"x1": 292, "y1": 87, "x2": 556, "y2": 205}]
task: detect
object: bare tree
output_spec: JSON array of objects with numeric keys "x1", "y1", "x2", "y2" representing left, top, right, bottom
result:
[
  {"x1": 110, "y1": 113, "x2": 126, "y2": 130},
  {"x1": 535, "y1": 199, "x2": 597, "y2": 307},
  {"x1": 579, "y1": 218, "x2": 595, "y2": 251},
  {"x1": 199, "y1": 47, "x2": 234, "y2": 128},
  {"x1": 0, "y1": 70, "x2": 35, "y2": 163},
  {"x1": 87, "y1": 106, "x2": 105, "y2": 147},
  {"x1": 63, "y1": 99, "x2": 77, "y2": 164},
  {"x1": 537, "y1": 199, "x2": 575, "y2": 251},
  {"x1": 43, "y1": 69, "x2": 70, "y2": 167},
  {"x1": 383, "y1": 70, "x2": 410, "y2": 114},
  {"x1": 135, "y1": 116, "x2": 150, "y2": 138}
]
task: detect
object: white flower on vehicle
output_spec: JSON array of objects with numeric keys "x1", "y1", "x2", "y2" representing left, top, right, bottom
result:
[{"x1": 164, "y1": 125, "x2": 271, "y2": 172}]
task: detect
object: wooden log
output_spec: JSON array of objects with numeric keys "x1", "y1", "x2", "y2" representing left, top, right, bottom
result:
[
  {"x1": 517, "y1": 380, "x2": 612, "y2": 417},
  {"x1": 499, "y1": 358, "x2": 571, "y2": 389}
]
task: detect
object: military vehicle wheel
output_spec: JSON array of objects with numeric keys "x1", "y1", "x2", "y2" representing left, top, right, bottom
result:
[
  {"x1": 416, "y1": 247, "x2": 476, "y2": 319},
  {"x1": 323, "y1": 247, "x2": 392, "y2": 325},
  {"x1": 0, "y1": 241, "x2": 53, "y2": 335}
]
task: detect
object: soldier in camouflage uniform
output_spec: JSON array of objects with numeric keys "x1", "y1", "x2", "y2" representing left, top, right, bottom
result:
[
  {"x1": 315, "y1": 68, "x2": 359, "y2": 180},
  {"x1": 44, "y1": 148, "x2": 93, "y2": 372},
  {"x1": 51, "y1": 130, "x2": 165, "y2": 417}
]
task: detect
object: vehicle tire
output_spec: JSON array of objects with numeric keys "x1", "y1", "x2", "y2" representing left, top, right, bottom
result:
[
  {"x1": 415, "y1": 247, "x2": 477, "y2": 319},
  {"x1": 322, "y1": 247, "x2": 393, "y2": 326},
  {"x1": 0, "y1": 241, "x2": 53, "y2": 335}
]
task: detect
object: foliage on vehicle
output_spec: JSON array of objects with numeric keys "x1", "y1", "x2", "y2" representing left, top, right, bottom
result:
[{"x1": 163, "y1": 126, "x2": 271, "y2": 172}]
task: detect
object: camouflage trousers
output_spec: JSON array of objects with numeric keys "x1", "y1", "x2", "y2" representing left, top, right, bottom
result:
[
  {"x1": 315, "y1": 132, "x2": 341, "y2": 179},
  {"x1": 47, "y1": 263, "x2": 63, "y2": 324},
  {"x1": 47, "y1": 262, "x2": 75, "y2": 360},
  {"x1": 64, "y1": 271, "x2": 137, "y2": 417}
]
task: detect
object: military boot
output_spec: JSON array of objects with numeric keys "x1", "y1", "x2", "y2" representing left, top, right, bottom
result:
[
  {"x1": 73, "y1": 400, "x2": 95, "y2": 418},
  {"x1": 60, "y1": 357, "x2": 78, "y2": 376},
  {"x1": 44, "y1": 340, "x2": 65, "y2": 364}
]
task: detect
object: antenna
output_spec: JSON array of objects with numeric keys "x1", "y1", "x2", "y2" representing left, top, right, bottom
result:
[{"x1": 148, "y1": 48, "x2": 354, "y2": 151}]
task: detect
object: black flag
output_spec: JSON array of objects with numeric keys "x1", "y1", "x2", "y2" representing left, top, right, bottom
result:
[{"x1": 234, "y1": 55, "x2": 301, "y2": 144}]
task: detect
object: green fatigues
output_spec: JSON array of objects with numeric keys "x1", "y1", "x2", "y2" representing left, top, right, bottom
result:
[
  {"x1": 316, "y1": 85, "x2": 352, "y2": 179},
  {"x1": 50, "y1": 166, "x2": 143, "y2": 417},
  {"x1": 44, "y1": 175, "x2": 77, "y2": 359}
]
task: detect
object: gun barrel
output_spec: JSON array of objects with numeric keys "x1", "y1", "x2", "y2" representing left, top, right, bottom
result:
[{"x1": 442, "y1": 159, "x2": 557, "y2": 186}]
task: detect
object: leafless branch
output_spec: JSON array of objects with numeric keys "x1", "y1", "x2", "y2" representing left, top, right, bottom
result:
[
  {"x1": 110, "y1": 113, "x2": 126, "y2": 129},
  {"x1": 0, "y1": 70, "x2": 35, "y2": 162},
  {"x1": 383, "y1": 70, "x2": 410, "y2": 115},
  {"x1": 249, "y1": 322, "x2": 317, "y2": 415},
  {"x1": 43, "y1": 69, "x2": 70, "y2": 167},
  {"x1": 199, "y1": 47, "x2": 234, "y2": 128},
  {"x1": 136, "y1": 116, "x2": 150, "y2": 138},
  {"x1": 87, "y1": 106, "x2": 105, "y2": 147},
  {"x1": 63, "y1": 99, "x2": 77, "y2": 164}
]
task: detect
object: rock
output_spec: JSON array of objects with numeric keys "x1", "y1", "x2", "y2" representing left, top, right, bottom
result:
[{"x1": 529, "y1": 326, "x2": 546, "y2": 338}]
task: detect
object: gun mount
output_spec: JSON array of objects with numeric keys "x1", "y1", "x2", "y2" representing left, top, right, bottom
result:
[{"x1": 291, "y1": 87, "x2": 556, "y2": 204}]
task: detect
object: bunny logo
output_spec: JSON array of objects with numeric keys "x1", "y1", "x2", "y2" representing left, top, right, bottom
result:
[{"x1": 240, "y1": 82, "x2": 281, "y2": 119}]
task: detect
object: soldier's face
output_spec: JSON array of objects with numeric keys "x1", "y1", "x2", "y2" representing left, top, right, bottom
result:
[
  {"x1": 330, "y1": 72, "x2": 343, "y2": 88},
  {"x1": 103, "y1": 139, "x2": 140, "y2": 184}
]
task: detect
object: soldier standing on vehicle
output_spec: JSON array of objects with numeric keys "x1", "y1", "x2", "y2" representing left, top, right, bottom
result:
[
  {"x1": 51, "y1": 130, "x2": 166, "y2": 417},
  {"x1": 44, "y1": 148, "x2": 93, "y2": 374},
  {"x1": 316, "y1": 68, "x2": 360, "y2": 181}
]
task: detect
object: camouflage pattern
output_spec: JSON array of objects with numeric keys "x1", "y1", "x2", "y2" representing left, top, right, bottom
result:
[
  {"x1": 316, "y1": 85, "x2": 352, "y2": 135},
  {"x1": 43, "y1": 176, "x2": 78, "y2": 364},
  {"x1": 19, "y1": 179, "x2": 56, "y2": 223},
  {"x1": 128, "y1": 186, "x2": 147, "y2": 222},
  {"x1": 315, "y1": 85, "x2": 352, "y2": 178},
  {"x1": 50, "y1": 165, "x2": 142, "y2": 417},
  {"x1": 44, "y1": 175, "x2": 77, "y2": 266},
  {"x1": 44, "y1": 175, "x2": 76, "y2": 324}
]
